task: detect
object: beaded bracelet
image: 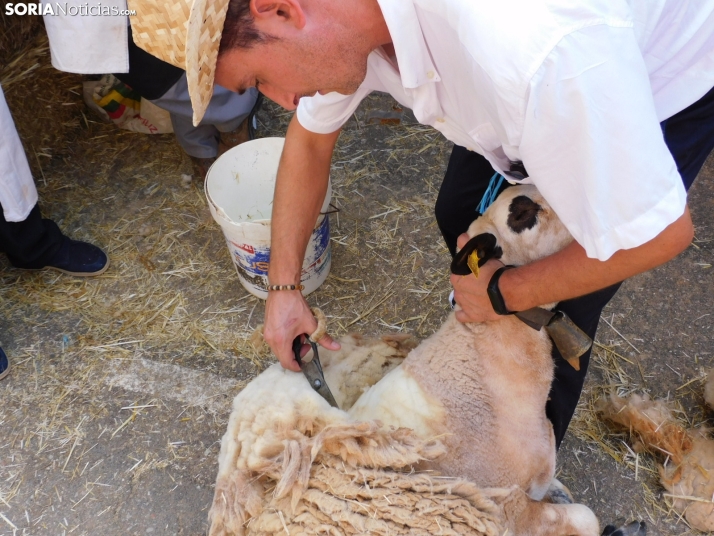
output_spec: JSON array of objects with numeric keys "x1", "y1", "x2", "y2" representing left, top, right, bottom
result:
[{"x1": 266, "y1": 284, "x2": 304, "y2": 291}]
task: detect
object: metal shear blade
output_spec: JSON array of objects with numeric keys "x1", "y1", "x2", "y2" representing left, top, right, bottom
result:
[{"x1": 292, "y1": 336, "x2": 339, "y2": 408}]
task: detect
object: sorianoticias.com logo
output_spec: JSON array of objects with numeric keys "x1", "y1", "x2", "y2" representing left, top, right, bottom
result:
[{"x1": 4, "y1": 2, "x2": 136, "y2": 15}]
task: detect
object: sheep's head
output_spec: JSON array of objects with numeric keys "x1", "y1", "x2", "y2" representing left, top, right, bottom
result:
[{"x1": 458, "y1": 185, "x2": 572, "y2": 269}]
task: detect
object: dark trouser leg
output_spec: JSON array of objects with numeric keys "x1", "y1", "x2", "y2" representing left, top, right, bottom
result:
[
  {"x1": 545, "y1": 283, "x2": 621, "y2": 446},
  {"x1": 0, "y1": 203, "x2": 63, "y2": 268},
  {"x1": 435, "y1": 145, "x2": 620, "y2": 448},
  {"x1": 434, "y1": 145, "x2": 508, "y2": 256},
  {"x1": 662, "y1": 85, "x2": 714, "y2": 190}
]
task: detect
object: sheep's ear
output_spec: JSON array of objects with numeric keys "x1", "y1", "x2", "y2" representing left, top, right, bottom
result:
[
  {"x1": 450, "y1": 233, "x2": 503, "y2": 275},
  {"x1": 507, "y1": 195, "x2": 542, "y2": 233}
]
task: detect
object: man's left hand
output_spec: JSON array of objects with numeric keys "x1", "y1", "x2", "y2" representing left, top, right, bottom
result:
[
  {"x1": 449, "y1": 205, "x2": 694, "y2": 325},
  {"x1": 449, "y1": 232, "x2": 507, "y2": 323}
]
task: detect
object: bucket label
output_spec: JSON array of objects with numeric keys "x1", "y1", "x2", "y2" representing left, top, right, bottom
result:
[
  {"x1": 225, "y1": 215, "x2": 331, "y2": 294},
  {"x1": 227, "y1": 240, "x2": 271, "y2": 291},
  {"x1": 232, "y1": 243, "x2": 255, "y2": 255},
  {"x1": 229, "y1": 240, "x2": 267, "y2": 272},
  {"x1": 301, "y1": 215, "x2": 330, "y2": 282}
]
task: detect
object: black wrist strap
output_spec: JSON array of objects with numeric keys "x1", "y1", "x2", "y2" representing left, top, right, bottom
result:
[{"x1": 487, "y1": 265, "x2": 516, "y2": 315}]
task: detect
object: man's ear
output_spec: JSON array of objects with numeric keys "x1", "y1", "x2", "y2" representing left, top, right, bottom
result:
[{"x1": 251, "y1": 0, "x2": 306, "y2": 29}]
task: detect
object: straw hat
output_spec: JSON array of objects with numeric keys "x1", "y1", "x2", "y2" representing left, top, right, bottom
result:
[{"x1": 126, "y1": 0, "x2": 230, "y2": 126}]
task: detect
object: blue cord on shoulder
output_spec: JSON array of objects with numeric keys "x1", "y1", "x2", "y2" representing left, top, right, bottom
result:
[{"x1": 476, "y1": 172, "x2": 505, "y2": 214}]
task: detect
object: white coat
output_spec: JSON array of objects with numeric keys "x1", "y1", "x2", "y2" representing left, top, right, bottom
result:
[
  {"x1": 0, "y1": 85, "x2": 37, "y2": 222},
  {"x1": 42, "y1": 0, "x2": 129, "y2": 74}
]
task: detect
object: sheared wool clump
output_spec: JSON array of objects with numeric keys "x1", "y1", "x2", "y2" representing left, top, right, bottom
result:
[
  {"x1": 599, "y1": 392, "x2": 714, "y2": 531},
  {"x1": 208, "y1": 361, "x2": 510, "y2": 536}
]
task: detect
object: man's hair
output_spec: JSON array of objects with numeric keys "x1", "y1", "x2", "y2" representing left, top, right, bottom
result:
[{"x1": 219, "y1": 0, "x2": 272, "y2": 52}]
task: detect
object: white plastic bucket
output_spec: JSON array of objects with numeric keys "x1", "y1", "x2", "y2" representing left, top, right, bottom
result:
[{"x1": 205, "y1": 137, "x2": 332, "y2": 299}]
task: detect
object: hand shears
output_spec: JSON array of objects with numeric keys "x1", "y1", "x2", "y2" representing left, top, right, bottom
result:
[{"x1": 292, "y1": 335, "x2": 339, "y2": 408}]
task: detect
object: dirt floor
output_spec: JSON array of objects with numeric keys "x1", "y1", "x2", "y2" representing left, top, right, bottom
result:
[{"x1": 1, "y1": 30, "x2": 713, "y2": 536}]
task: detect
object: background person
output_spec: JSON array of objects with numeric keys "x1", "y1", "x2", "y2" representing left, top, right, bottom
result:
[
  {"x1": 0, "y1": 84, "x2": 109, "y2": 380},
  {"x1": 42, "y1": 0, "x2": 260, "y2": 179}
]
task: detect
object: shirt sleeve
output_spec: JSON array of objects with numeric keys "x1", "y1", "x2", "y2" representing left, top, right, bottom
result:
[
  {"x1": 296, "y1": 85, "x2": 373, "y2": 134},
  {"x1": 296, "y1": 52, "x2": 387, "y2": 134},
  {"x1": 519, "y1": 24, "x2": 687, "y2": 261}
]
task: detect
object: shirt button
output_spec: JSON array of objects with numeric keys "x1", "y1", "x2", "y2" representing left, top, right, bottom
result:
[
  {"x1": 427, "y1": 71, "x2": 435, "y2": 79},
  {"x1": 436, "y1": 117, "x2": 445, "y2": 123}
]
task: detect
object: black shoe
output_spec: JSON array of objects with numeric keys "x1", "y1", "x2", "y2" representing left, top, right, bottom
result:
[
  {"x1": 43, "y1": 236, "x2": 109, "y2": 276},
  {"x1": 0, "y1": 347, "x2": 8, "y2": 381}
]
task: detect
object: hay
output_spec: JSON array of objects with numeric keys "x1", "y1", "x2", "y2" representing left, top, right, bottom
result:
[
  {"x1": 568, "y1": 328, "x2": 714, "y2": 533},
  {"x1": 0, "y1": 9, "x2": 44, "y2": 62}
]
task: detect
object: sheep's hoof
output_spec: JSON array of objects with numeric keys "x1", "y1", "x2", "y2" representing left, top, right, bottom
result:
[
  {"x1": 601, "y1": 520, "x2": 646, "y2": 536},
  {"x1": 543, "y1": 477, "x2": 573, "y2": 504}
]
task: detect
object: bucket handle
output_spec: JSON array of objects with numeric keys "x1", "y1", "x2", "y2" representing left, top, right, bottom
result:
[{"x1": 320, "y1": 203, "x2": 340, "y2": 216}]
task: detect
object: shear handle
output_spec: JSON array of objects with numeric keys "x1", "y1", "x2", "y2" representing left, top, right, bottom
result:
[{"x1": 292, "y1": 335, "x2": 318, "y2": 366}]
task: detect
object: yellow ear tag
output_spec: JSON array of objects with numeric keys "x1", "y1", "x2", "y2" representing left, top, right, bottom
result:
[{"x1": 467, "y1": 250, "x2": 481, "y2": 278}]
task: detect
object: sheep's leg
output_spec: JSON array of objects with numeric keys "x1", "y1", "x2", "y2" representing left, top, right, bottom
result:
[
  {"x1": 543, "y1": 477, "x2": 574, "y2": 504},
  {"x1": 508, "y1": 500, "x2": 600, "y2": 536}
]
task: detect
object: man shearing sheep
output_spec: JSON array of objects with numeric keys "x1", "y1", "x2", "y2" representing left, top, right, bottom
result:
[{"x1": 209, "y1": 0, "x2": 714, "y2": 445}]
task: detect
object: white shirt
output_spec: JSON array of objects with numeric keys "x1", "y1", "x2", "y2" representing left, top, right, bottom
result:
[{"x1": 297, "y1": 0, "x2": 714, "y2": 260}]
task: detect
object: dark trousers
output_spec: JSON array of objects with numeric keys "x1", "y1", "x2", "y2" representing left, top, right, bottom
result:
[
  {"x1": 0, "y1": 204, "x2": 63, "y2": 268},
  {"x1": 435, "y1": 85, "x2": 714, "y2": 448}
]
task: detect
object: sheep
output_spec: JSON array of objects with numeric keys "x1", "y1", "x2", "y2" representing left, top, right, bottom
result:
[
  {"x1": 208, "y1": 185, "x2": 638, "y2": 536},
  {"x1": 599, "y1": 371, "x2": 714, "y2": 532},
  {"x1": 348, "y1": 186, "x2": 574, "y2": 495},
  {"x1": 208, "y1": 334, "x2": 513, "y2": 535}
]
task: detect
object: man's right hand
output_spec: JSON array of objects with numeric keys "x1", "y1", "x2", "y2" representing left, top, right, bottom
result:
[
  {"x1": 262, "y1": 115, "x2": 342, "y2": 370},
  {"x1": 263, "y1": 290, "x2": 340, "y2": 371}
]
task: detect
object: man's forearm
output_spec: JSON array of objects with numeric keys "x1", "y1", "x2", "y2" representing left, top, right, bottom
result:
[
  {"x1": 268, "y1": 116, "x2": 340, "y2": 284},
  {"x1": 263, "y1": 117, "x2": 342, "y2": 370},
  {"x1": 500, "y1": 207, "x2": 694, "y2": 311}
]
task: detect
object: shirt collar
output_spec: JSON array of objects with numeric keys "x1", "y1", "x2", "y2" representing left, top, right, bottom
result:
[{"x1": 376, "y1": 0, "x2": 441, "y2": 88}]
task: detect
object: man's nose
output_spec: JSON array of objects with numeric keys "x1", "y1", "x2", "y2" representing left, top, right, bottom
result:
[{"x1": 261, "y1": 86, "x2": 298, "y2": 111}]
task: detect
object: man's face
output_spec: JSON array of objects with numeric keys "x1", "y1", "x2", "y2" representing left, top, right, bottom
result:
[{"x1": 215, "y1": 22, "x2": 372, "y2": 110}]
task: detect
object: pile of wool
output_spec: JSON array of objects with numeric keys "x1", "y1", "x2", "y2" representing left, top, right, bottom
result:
[
  {"x1": 207, "y1": 349, "x2": 518, "y2": 536},
  {"x1": 599, "y1": 374, "x2": 714, "y2": 532}
]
